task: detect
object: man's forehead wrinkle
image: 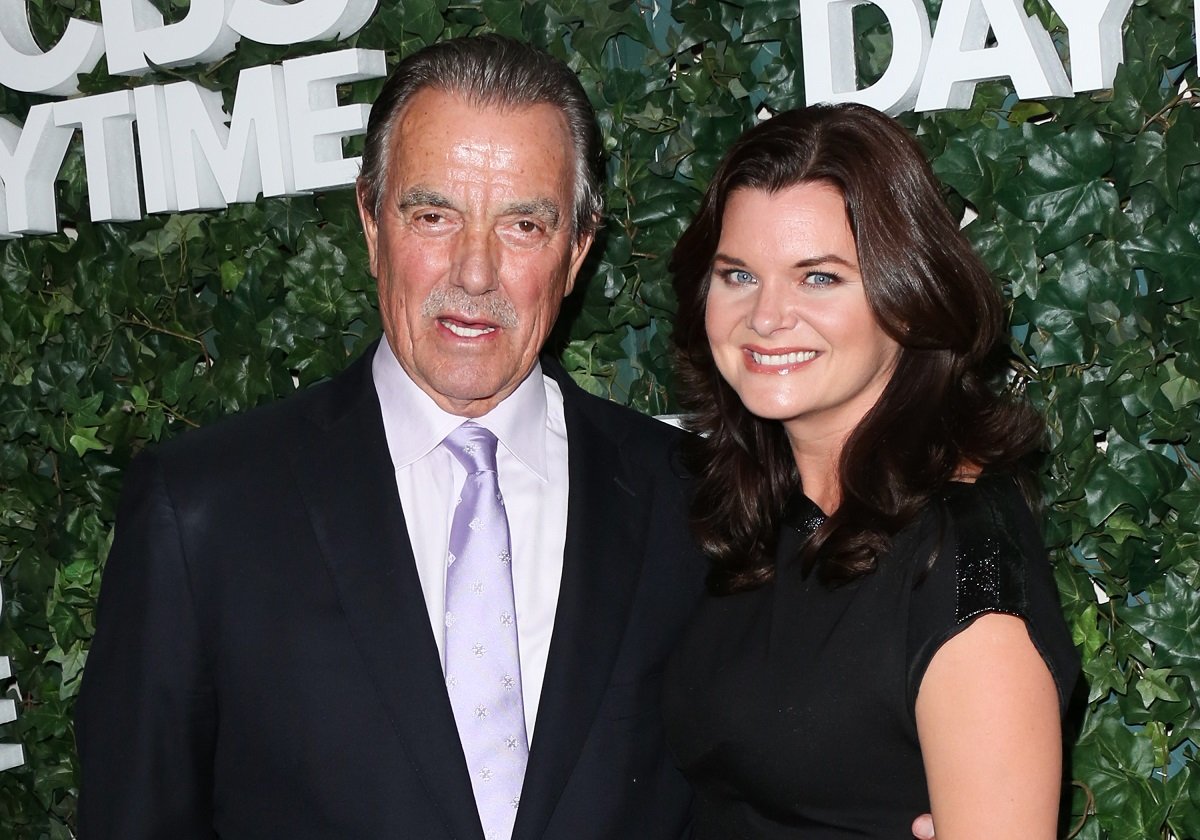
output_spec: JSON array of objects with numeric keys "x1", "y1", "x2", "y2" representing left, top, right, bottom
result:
[{"x1": 384, "y1": 92, "x2": 575, "y2": 238}]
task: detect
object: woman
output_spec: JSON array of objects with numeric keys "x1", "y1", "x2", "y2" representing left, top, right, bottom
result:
[{"x1": 662, "y1": 103, "x2": 1079, "y2": 839}]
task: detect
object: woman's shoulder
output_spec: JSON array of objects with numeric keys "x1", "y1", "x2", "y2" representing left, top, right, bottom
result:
[
  {"x1": 932, "y1": 472, "x2": 1044, "y2": 623},
  {"x1": 906, "y1": 472, "x2": 1080, "y2": 711},
  {"x1": 938, "y1": 470, "x2": 1034, "y2": 529}
]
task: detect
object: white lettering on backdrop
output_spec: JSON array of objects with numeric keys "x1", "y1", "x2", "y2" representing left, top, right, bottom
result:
[
  {"x1": 0, "y1": 0, "x2": 381, "y2": 238},
  {"x1": 0, "y1": 0, "x2": 106, "y2": 97},
  {"x1": 0, "y1": 582, "x2": 24, "y2": 773},
  {"x1": 802, "y1": 0, "x2": 1142, "y2": 115},
  {"x1": 0, "y1": 0, "x2": 377, "y2": 94},
  {"x1": 0, "y1": 48, "x2": 384, "y2": 237},
  {"x1": 0, "y1": 0, "x2": 1179, "y2": 236},
  {"x1": 801, "y1": 0, "x2": 933, "y2": 114},
  {"x1": 99, "y1": 0, "x2": 240, "y2": 77}
]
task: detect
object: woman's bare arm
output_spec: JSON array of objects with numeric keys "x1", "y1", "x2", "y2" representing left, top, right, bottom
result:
[{"x1": 915, "y1": 613, "x2": 1063, "y2": 840}]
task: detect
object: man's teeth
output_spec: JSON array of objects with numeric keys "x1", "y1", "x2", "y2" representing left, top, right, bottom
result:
[
  {"x1": 751, "y1": 350, "x2": 817, "y2": 366},
  {"x1": 441, "y1": 320, "x2": 495, "y2": 338}
]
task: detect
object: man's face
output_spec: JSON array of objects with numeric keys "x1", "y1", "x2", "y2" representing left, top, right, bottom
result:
[{"x1": 358, "y1": 88, "x2": 594, "y2": 417}]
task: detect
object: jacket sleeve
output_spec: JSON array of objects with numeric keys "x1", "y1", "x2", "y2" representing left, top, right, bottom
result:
[{"x1": 75, "y1": 451, "x2": 218, "y2": 839}]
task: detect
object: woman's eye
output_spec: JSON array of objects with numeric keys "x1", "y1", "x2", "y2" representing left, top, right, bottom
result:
[
  {"x1": 719, "y1": 268, "x2": 754, "y2": 286},
  {"x1": 805, "y1": 272, "x2": 839, "y2": 287}
]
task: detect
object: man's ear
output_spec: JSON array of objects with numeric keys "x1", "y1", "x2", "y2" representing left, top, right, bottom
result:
[
  {"x1": 355, "y1": 180, "x2": 380, "y2": 278},
  {"x1": 563, "y1": 219, "x2": 598, "y2": 298}
]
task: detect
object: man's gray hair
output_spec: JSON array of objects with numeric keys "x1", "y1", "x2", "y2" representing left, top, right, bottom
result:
[{"x1": 357, "y1": 35, "x2": 604, "y2": 241}]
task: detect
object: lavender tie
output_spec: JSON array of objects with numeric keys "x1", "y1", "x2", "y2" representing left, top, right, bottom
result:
[{"x1": 442, "y1": 422, "x2": 528, "y2": 840}]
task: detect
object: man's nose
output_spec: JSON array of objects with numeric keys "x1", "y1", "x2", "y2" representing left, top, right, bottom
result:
[{"x1": 450, "y1": 226, "x2": 500, "y2": 296}]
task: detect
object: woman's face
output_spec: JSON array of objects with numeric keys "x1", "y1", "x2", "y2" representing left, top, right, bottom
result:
[{"x1": 704, "y1": 182, "x2": 901, "y2": 447}]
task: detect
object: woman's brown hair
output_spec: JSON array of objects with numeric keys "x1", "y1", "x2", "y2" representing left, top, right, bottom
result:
[{"x1": 671, "y1": 103, "x2": 1043, "y2": 592}]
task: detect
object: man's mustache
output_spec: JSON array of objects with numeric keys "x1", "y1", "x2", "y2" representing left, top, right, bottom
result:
[{"x1": 420, "y1": 286, "x2": 519, "y2": 329}]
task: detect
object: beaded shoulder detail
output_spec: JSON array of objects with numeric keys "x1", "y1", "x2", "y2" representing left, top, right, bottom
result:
[{"x1": 941, "y1": 479, "x2": 1031, "y2": 624}]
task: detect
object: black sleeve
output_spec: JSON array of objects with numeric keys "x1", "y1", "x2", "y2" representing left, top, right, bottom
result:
[
  {"x1": 75, "y1": 452, "x2": 218, "y2": 839},
  {"x1": 905, "y1": 476, "x2": 1080, "y2": 716}
]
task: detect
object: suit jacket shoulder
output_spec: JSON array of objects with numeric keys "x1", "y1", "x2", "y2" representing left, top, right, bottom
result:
[{"x1": 146, "y1": 346, "x2": 376, "y2": 484}]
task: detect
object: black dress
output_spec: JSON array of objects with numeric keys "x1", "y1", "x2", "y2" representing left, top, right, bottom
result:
[{"x1": 662, "y1": 474, "x2": 1080, "y2": 839}]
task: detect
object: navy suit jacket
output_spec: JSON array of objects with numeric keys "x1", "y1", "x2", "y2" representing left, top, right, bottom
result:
[{"x1": 76, "y1": 345, "x2": 705, "y2": 839}]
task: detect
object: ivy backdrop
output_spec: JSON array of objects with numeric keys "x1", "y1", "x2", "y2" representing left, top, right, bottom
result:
[{"x1": 1, "y1": 0, "x2": 1198, "y2": 837}]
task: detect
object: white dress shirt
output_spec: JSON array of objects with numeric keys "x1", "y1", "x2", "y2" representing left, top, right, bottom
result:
[{"x1": 372, "y1": 340, "x2": 569, "y2": 739}]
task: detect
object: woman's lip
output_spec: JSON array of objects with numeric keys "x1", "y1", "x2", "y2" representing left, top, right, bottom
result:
[{"x1": 744, "y1": 347, "x2": 819, "y2": 367}]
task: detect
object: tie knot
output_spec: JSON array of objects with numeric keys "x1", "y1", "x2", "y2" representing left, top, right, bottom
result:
[{"x1": 443, "y1": 421, "x2": 499, "y2": 475}]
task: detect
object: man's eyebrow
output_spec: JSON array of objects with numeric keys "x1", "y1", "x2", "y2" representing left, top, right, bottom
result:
[
  {"x1": 502, "y1": 198, "x2": 562, "y2": 228},
  {"x1": 397, "y1": 188, "x2": 456, "y2": 210},
  {"x1": 395, "y1": 191, "x2": 562, "y2": 227}
]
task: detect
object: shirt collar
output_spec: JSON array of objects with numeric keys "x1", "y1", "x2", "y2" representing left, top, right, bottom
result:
[{"x1": 372, "y1": 339, "x2": 550, "y2": 481}]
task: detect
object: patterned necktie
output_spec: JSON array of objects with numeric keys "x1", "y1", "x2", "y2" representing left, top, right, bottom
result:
[{"x1": 442, "y1": 422, "x2": 528, "y2": 840}]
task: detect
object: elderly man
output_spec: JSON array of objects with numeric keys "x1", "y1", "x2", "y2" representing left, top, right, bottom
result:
[{"x1": 77, "y1": 35, "x2": 703, "y2": 840}]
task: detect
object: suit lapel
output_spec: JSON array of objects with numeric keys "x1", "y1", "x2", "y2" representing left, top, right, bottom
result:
[
  {"x1": 513, "y1": 366, "x2": 653, "y2": 840},
  {"x1": 288, "y1": 348, "x2": 484, "y2": 840}
]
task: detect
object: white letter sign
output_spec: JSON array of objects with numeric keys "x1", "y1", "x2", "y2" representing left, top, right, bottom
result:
[
  {"x1": 801, "y1": 0, "x2": 932, "y2": 115},
  {"x1": 1047, "y1": 0, "x2": 1135, "y2": 92},
  {"x1": 0, "y1": 0, "x2": 105, "y2": 95},
  {"x1": 915, "y1": 0, "x2": 1072, "y2": 111},
  {"x1": 283, "y1": 49, "x2": 385, "y2": 192},
  {"x1": 228, "y1": 0, "x2": 378, "y2": 45},
  {"x1": 0, "y1": 583, "x2": 25, "y2": 773},
  {"x1": 99, "y1": 0, "x2": 239, "y2": 76},
  {"x1": 165, "y1": 65, "x2": 293, "y2": 211},
  {"x1": 0, "y1": 106, "x2": 76, "y2": 236},
  {"x1": 54, "y1": 91, "x2": 141, "y2": 222},
  {"x1": 133, "y1": 85, "x2": 179, "y2": 215}
]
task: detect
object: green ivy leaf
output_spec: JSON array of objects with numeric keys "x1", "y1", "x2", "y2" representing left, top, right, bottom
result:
[
  {"x1": 1136, "y1": 668, "x2": 1182, "y2": 706},
  {"x1": 1124, "y1": 574, "x2": 1200, "y2": 664},
  {"x1": 965, "y1": 210, "x2": 1038, "y2": 298},
  {"x1": 482, "y1": 0, "x2": 525, "y2": 36},
  {"x1": 67, "y1": 428, "x2": 106, "y2": 457},
  {"x1": 401, "y1": 0, "x2": 447, "y2": 44},
  {"x1": 1162, "y1": 107, "x2": 1200, "y2": 206}
]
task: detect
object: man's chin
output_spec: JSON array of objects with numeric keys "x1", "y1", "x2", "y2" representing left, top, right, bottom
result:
[{"x1": 417, "y1": 373, "x2": 523, "y2": 417}]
